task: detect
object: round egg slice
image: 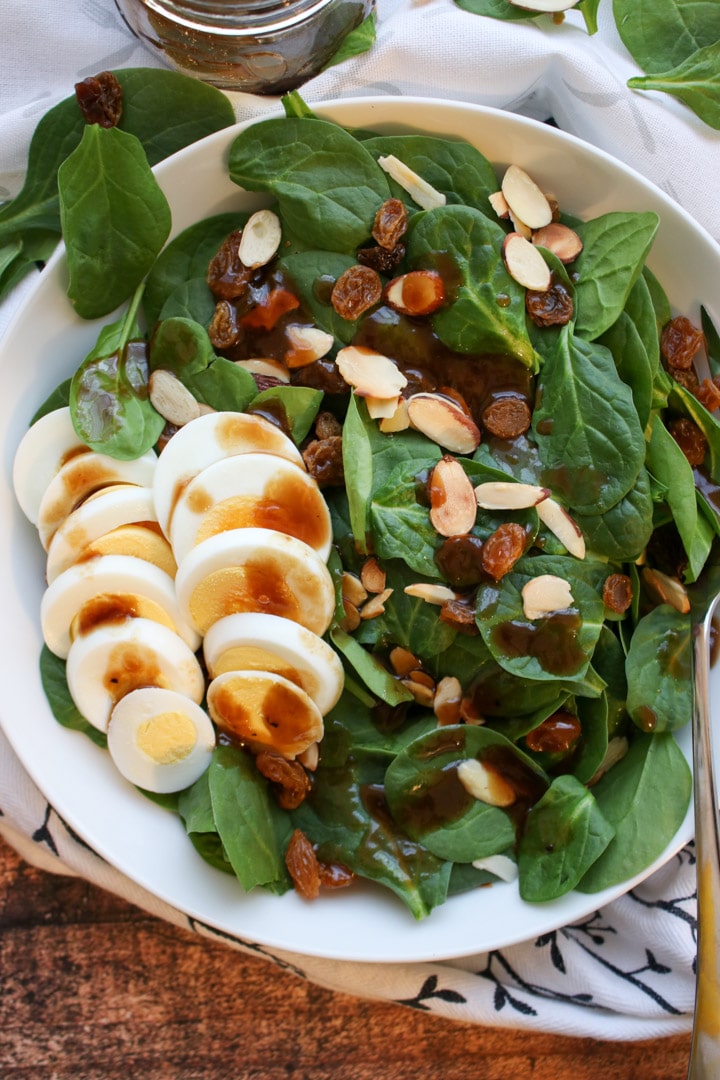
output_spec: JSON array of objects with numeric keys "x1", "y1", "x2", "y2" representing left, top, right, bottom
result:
[
  {"x1": 153, "y1": 411, "x2": 305, "y2": 536},
  {"x1": 206, "y1": 669, "x2": 323, "y2": 759},
  {"x1": 41, "y1": 553, "x2": 201, "y2": 659},
  {"x1": 169, "y1": 452, "x2": 332, "y2": 564},
  {"x1": 66, "y1": 618, "x2": 205, "y2": 733},
  {"x1": 46, "y1": 484, "x2": 167, "y2": 583},
  {"x1": 203, "y1": 612, "x2": 344, "y2": 715},
  {"x1": 37, "y1": 448, "x2": 157, "y2": 550},
  {"x1": 174, "y1": 527, "x2": 336, "y2": 638},
  {"x1": 13, "y1": 406, "x2": 89, "y2": 524},
  {"x1": 107, "y1": 687, "x2": 216, "y2": 793}
]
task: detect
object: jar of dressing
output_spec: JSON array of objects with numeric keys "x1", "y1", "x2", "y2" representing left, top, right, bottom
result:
[{"x1": 114, "y1": 0, "x2": 374, "y2": 95}]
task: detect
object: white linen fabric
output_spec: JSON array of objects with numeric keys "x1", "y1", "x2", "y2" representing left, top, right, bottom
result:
[{"x1": 1, "y1": 0, "x2": 715, "y2": 1041}]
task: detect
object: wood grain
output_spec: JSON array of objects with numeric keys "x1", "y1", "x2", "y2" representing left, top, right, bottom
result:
[{"x1": 0, "y1": 837, "x2": 691, "y2": 1079}]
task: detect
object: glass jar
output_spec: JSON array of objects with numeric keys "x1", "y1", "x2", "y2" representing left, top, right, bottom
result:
[{"x1": 114, "y1": 0, "x2": 374, "y2": 95}]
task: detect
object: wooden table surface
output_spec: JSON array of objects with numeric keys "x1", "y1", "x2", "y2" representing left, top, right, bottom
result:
[{"x1": 0, "y1": 836, "x2": 692, "y2": 1079}]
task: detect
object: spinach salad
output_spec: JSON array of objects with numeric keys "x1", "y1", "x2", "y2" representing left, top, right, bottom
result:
[{"x1": 31, "y1": 95, "x2": 720, "y2": 920}]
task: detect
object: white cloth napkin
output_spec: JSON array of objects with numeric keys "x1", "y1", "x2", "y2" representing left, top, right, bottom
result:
[{"x1": 1, "y1": 0, "x2": 715, "y2": 1041}]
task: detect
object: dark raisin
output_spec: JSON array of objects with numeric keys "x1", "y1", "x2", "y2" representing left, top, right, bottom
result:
[
  {"x1": 669, "y1": 416, "x2": 707, "y2": 467},
  {"x1": 255, "y1": 750, "x2": 311, "y2": 809},
  {"x1": 482, "y1": 396, "x2": 532, "y2": 439},
  {"x1": 526, "y1": 279, "x2": 574, "y2": 327},
  {"x1": 75, "y1": 71, "x2": 123, "y2": 128},
  {"x1": 357, "y1": 243, "x2": 406, "y2": 273},
  {"x1": 206, "y1": 231, "x2": 253, "y2": 300},
  {"x1": 302, "y1": 436, "x2": 345, "y2": 487},
  {"x1": 435, "y1": 534, "x2": 486, "y2": 587},
  {"x1": 208, "y1": 300, "x2": 242, "y2": 350}
]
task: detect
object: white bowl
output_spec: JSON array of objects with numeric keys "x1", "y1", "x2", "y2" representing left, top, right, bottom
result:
[{"x1": 1, "y1": 97, "x2": 716, "y2": 963}]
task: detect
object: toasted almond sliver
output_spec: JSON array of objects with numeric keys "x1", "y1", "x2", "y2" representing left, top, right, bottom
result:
[
  {"x1": 389, "y1": 646, "x2": 422, "y2": 678},
  {"x1": 488, "y1": 190, "x2": 510, "y2": 220},
  {"x1": 379, "y1": 397, "x2": 410, "y2": 433},
  {"x1": 297, "y1": 742, "x2": 319, "y2": 772},
  {"x1": 149, "y1": 368, "x2": 201, "y2": 427},
  {"x1": 360, "y1": 556, "x2": 387, "y2": 594},
  {"x1": 407, "y1": 393, "x2": 481, "y2": 455},
  {"x1": 366, "y1": 395, "x2": 402, "y2": 420},
  {"x1": 234, "y1": 357, "x2": 290, "y2": 383},
  {"x1": 509, "y1": 209, "x2": 532, "y2": 241},
  {"x1": 501, "y1": 164, "x2": 553, "y2": 230},
  {"x1": 471, "y1": 854, "x2": 518, "y2": 882},
  {"x1": 377, "y1": 154, "x2": 447, "y2": 210},
  {"x1": 335, "y1": 345, "x2": 407, "y2": 399},
  {"x1": 360, "y1": 587, "x2": 393, "y2": 620},
  {"x1": 429, "y1": 456, "x2": 478, "y2": 537},
  {"x1": 641, "y1": 567, "x2": 691, "y2": 615},
  {"x1": 341, "y1": 571, "x2": 368, "y2": 608},
  {"x1": 532, "y1": 222, "x2": 583, "y2": 264},
  {"x1": 502, "y1": 232, "x2": 552, "y2": 292},
  {"x1": 404, "y1": 582, "x2": 457, "y2": 606},
  {"x1": 286, "y1": 324, "x2": 334, "y2": 367},
  {"x1": 339, "y1": 598, "x2": 361, "y2": 632},
  {"x1": 237, "y1": 208, "x2": 282, "y2": 269},
  {"x1": 400, "y1": 678, "x2": 435, "y2": 707},
  {"x1": 536, "y1": 497, "x2": 586, "y2": 559},
  {"x1": 521, "y1": 574, "x2": 574, "y2": 621},
  {"x1": 474, "y1": 481, "x2": 549, "y2": 510},
  {"x1": 457, "y1": 758, "x2": 516, "y2": 808},
  {"x1": 433, "y1": 675, "x2": 463, "y2": 726}
]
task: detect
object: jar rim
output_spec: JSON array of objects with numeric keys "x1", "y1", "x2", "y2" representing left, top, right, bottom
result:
[{"x1": 140, "y1": 0, "x2": 338, "y2": 35}]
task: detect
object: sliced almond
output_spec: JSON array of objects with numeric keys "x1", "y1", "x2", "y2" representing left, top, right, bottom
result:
[
  {"x1": 460, "y1": 697, "x2": 484, "y2": 725},
  {"x1": 501, "y1": 164, "x2": 553, "y2": 230},
  {"x1": 471, "y1": 854, "x2": 518, "y2": 882},
  {"x1": 285, "y1": 324, "x2": 334, "y2": 369},
  {"x1": 385, "y1": 270, "x2": 446, "y2": 317},
  {"x1": 428, "y1": 456, "x2": 478, "y2": 537},
  {"x1": 341, "y1": 571, "x2": 368, "y2": 608},
  {"x1": 360, "y1": 587, "x2": 393, "y2": 620},
  {"x1": 532, "y1": 222, "x2": 583, "y2": 264},
  {"x1": 433, "y1": 675, "x2": 463, "y2": 726},
  {"x1": 588, "y1": 736, "x2": 629, "y2": 786},
  {"x1": 379, "y1": 397, "x2": 410, "y2": 433},
  {"x1": 502, "y1": 233, "x2": 552, "y2": 292},
  {"x1": 521, "y1": 574, "x2": 574, "y2": 620},
  {"x1": 407, "y1": 392, "x2": 481, "y2": 454},
  {"x1": 509, "y1": 209, "x2": 532, "y2": 241},
  {"x1": 234, "y1": 357, "x2": 290, "y2": 383},
  {"x1": 335, "y1": 345, "x2": 408, "y2": 399},
  {"x1": 457, "y1": 758, "x2": 516, "y2": 808},
  {"x1": 360, "y1": 556, "x2": 387, "y2": 594},
  {"x1": 507, "y1": 0, "x2": 577, "y2": 11},
  {"x1": 536, "y1": 497, "x2": 586, "y2": 559},
  {"x1": 641, "y1": 567, "x2": 691, "y2": 615},
  {"x1": 377, "y1": 154, "x2": 447, "y2": 210},
  {"x1": 389, "y1": 646, "x2": 422, "y2": 678},
  {"x1": 148, "y1": 368, "x2": 201, "y2": 427},
  {"x1": 488, "y1": 191, "x2": 510, "y2": 220},
  {"x1": 409, "y1": 669, "x2": 436, "y2": 691},
  {"x1": 400, "y1": 677, "x2": 435, "y2": 708},
  {"x1": 339, "y1": 598, "x2": 361, "y2": 632},
  {"x1": 297, "y1": 741, "x2": 319, "y2": 772},
  {"x1": 404, "y1": 582, "x2": 457, "y2": 606},
  {"x1": 237, "y1": 208, "x2": 282, "y2": 269},
  {"x1": 474, "y1": 480, "x2": 549, "y2": 510},
  {"x1": 366, "y1": 395, "x2": 402, "y2": 420}
]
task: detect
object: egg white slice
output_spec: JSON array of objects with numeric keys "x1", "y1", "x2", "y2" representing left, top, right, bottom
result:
[
  {"x1": 37, "y1": 449, "x2": 157, "y2": 550},
  {"x1": 13, "y1": 406, "x2": 89, "y2": 524},
  {"x1": 174, "y1": 527, "x2": 336, "y2": 638},
  {"x1": 107, "y1": 687, "x2": 216, "y2": 793},
  {"x1": 206, "y1": 669, "x2": 323, "y2": 759},
  {"x1": 46, "y1": 484, "x2": 161, "y2": 583},
  {"x1": 169, "y1": 452, "x2": 332, "y2": 564},
  {"x1": 203, "y1": 612, "x2": 344, "y2": 715},
  {"x1": 41, "y1": 553, "x2": 201, "y2": 659},
  {"x1": 153, "y1": 410, "x2": 305, "y2": 536},
  {"x1": 66, "y1": 618, "x2": 205, "y2": 733}
]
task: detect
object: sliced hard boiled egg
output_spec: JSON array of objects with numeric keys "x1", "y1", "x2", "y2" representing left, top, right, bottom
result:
[
  {"x1": 37, "y1": 448, "x2": 157, "y2": 550},
  {"x1": 66, "y1": 617, "x2": 205, "y2": 733},
  {"x1": 77, "y1": 525, "x2": 176, "y2": 578},
  {"x1": 107, "y1": 687, "x2": 216, "y2": 793},
  {"x1": 206, "y1": 669, "x2": 323, "y2": 759},
  {"x1": 41, "y1": 553, "x2": 201, "y2": 659},
  {"x1": 169, "y1": 452, "x2": 332, "y2": 564},
  {"x1": 13, "y1": 407, "x2": 89, "y2": 525},
  {"x1": 153, "y1": 410, "x2": 305, "y2": 536},
  {"x1": 203, "y1": 612, "x2": 344, "y2": 716},
  {"x1": 174, "y1": 527, "x2": 336, "y2": 638},
  {"x1": 46, "y1": 484, "x2": 166, "y2": 583}
]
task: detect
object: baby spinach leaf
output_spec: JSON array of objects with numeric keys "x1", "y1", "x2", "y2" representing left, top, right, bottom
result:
[
  {"x1": 572, "y1": 212, "x2": 659, "y2": 340},
  {"x1": 39, "y1": 646, "x2": 107, "y2": 749},
  {"x1": 149, "y1": 316, "x2": 217, "y2": 377},
  {"x1": 143, "y1": 212, "x2": 248, "y2": 328},
  {"x1": 577, "y1": 733, "x2": 691, "y2": 892},
  {"x1": 518, "y1": 775, "x2": 614, "y2": 901},
  {"x1": 31, "y1": 380, "x2": 72, "y2": 424},
  {"x1": 177, "y1": 768, "x2": 217, "y2": 834},
  {"x1": 330, "y1": 627, "x2": 414, "y2": 706},
  {"x1": 158, "y1": 279, "x2": 218, "y2": 326},
  {"x1": 59, "y1": 125, "x2": 171, "y2": 319},
  {"x1": 361, "y1": 134, "x2": 500, "y2": 220},
  {"x1": 70, "y1": 289, "x2": 165, "y2": 459},
  {"x1": 453, "y1": 0, "x2": 535, "y2": 19},
  {"x1": 407, "y1": 205, "x2": 539, "y2": 369},
  {"x1": 185, "y1": 358, "x2": 257, "y2": 413},
  {"x1": 613, "y1": 0, "x2": 720, "y2": 73},
  {"x1": 385, "y1": 725, "x2": 545, "y2": 863},
  {"x1": 279, "y1": 250, "x2": 361, "y2": 344},
  {"x1": 702, "y1": 306, "x2": 720, "y2": 378},
  {"x1": 573, "y1": 467, "x2": 654, "y2": 562},
  {"x1": 342, "y1": 394, "x2": 375, "y2": 553},
  {"x1": 249, "y1": 385, "x2": 323, "y2": 445},
  {"x1": 628, "y1": 41, "x2": 720, "y2": 129},
  {"x1": 625, "y1": 604, "x2": 693, "y2": 733},
  {"x1": 355, "y1": 559, "x2": 459, "y2": 661},
  {"x1": 320, "y1": 691, "x2": 436, "y2": 766},
  {"x1": 228, "y1": 117, "x2": 390, "y2": 253},
  {"x1": 599, "y1": 311, "x2": 654, "y2": 430},
  {"x1": 322, "y1": 10, "x2": 377, "y2": 69},
  {"x1": 532, "y1": 325, "x2": 646, "y2": 514}
]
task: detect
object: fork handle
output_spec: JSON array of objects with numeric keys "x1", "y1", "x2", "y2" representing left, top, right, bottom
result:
[{"x1": 688, "y1": 618, "x2": 720, "y2": 1079}]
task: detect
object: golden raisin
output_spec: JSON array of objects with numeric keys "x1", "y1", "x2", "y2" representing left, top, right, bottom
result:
[
  {"x1": 481, "y1": 522, "x2": 527, "y2": 581},
  {"x1": 482, "y1": 396, "x2": 532, "y2": 439},
  {"x1": 526, "y1": 280, "x2": 573, "y2": 327},
  {"x1": 208, "y1": 300, "x2": 242, "y2": 350},
  {"x1": 331, "y1": 265, "x2": 383, "y2": 320},
  {"x1": 602, "y1": 573, "x2": 633, "y2": 615},
  {"x1": 206, "y1": 231, "x2": 253, "y2": 300},
  {"x1": 372, "y1": 198, "x2": 408, "y2": 250},
  {"x1": 255, "y1": 750, "x2": 311, "y2": 810},
  {"x1": 669, "y1": 416, "x2": 708, "y2": 467},
  {"x1": 661, "y1": 316, "x2": 705, "y2": 371},
  {"x1": 285, "y1": 829, "x2": 321, "y2": 900},
  {"x1": 525, "y1": 711, "x2": 581, "y2": 754},
  {"x1": 696, "y1": 378, "x2": 720, "y2": 413},
  {"x1": 318, "y1": 861, "x2": 355, "y2": 889}
]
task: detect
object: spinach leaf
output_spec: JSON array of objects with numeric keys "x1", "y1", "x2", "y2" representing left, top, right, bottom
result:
[
  {"x1": 322, "y1": 10, "x2": 377, "y2": 69},
  {"x1": 613, "y1": 0, "x2": 720, "y2": 72},
  {"x1": 624, "y1": 272, "x2": 661, "y2": 379},
  {"x1": 150, "y1": 316, "x2": 217, "y2": 377},
  {"x1": 407, "y1": 205, "x2": 539, "y2": 369},
  {"x1": 625, "y1": 604, "x2": 693, "y2": 733},
  {"x1": 158, "y1": 279, "x2": 218, "y2": 326},
  {"x1": 69, "y1": 288, "x2": 165, "y2": 459},
  {"x1": 330, "y1": 627, "x2": 414, "y2": 705},
  {"x1": 518, "y1": 775, "x2": 614, "y2": 901},
  {"x1": 279, "y1": 250, "x2": 361, "y2": 344},
  {"x1": 39, "y1": 646, "x2": 107, "y2": 749},
  {"x1": 577, "y1": 733, "x2": 691, "y2": 892},
  {"x1": 342, "y1": 393, "x2": 375, "y2": 553},
  {"x1": 532, "y1": 326, "x2": 646, "y2": 514},
  {"x1": 361, "y1": 134, "x2": 500, "y2": 220},
  {"x1": 572, "y1": 212, "x2": 659, "y2": 340},
  {"x1": 31, "y1": 379, "x2": 72, "y2": 424},
  {"x1": 702, "y1": 306, "x2": 720, "y2": 378},
  {"x1": 249, "y1": 385, "x2": 323, "y2": 445},
  {"x1": 355, "y1": 559, "x2": 459, "y2": 660},
  {"x1": 59, "y1": 125, "x2": 171, "y2": 319},
  {"x1": 186, "y1": 358, "x2": 257, "y2": 413},
  {"x1": 598, "y1": 311, "x2": 654, "y2": 430},
  {"x1": 628, "y1": 41, "x2": 720, "y2": 129},
  {"x1": 228, "y1": 117, "x2": 390, "y2": 252},
  {"x1": 573, "y1": 468, "x2": 654, "y2": 563},
  {"x1": 453, "y1": 0, "x2": 535, "y2": 19}
]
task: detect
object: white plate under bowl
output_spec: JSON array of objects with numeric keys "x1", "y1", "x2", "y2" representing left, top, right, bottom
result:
[{"x1": 1, "y1": 98, "x2": 717, "y2": 963}]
